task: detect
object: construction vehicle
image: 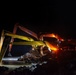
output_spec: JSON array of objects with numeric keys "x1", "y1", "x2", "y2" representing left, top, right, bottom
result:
[
  {"x1": 8, "y1": 23, "x2": 64, "y2": 52},
  {"x1": 0, "y1": 29, "x2": 58, "y2": 64},
  {"x1": 3, "y1": 23, "x2": 76, "y2": 56},
  {"x1": 0, "y1": 23, "x2": 68, "y2": 65},
  {"x1": 7, "y1": 23, "x2": 64, "y2": 57}
]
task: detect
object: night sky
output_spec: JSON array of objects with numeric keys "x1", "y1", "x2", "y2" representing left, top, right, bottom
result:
[{"x1": 0, "y1": 1, "x2": 76, "y2": 39}]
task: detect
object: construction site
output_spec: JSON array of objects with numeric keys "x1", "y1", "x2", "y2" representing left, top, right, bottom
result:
[{"x1": 0, "y1": 23, "x2": 76, "y2": 75}]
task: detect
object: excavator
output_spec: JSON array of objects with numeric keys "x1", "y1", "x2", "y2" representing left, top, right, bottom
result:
[
  {"x1": 8, "y1": 23, "x2": 63, "y2": 52},
  {"x1": 8, "y1": 23, "x2": 64, "y2": 57},
  {"x1": 0, "y1": 23, "x2": 66, "y2": 65},
  {"x1": 0, "y1": 29, "x2": 59, "y2": 64}
]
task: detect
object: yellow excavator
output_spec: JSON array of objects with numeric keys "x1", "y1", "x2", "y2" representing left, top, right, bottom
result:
[
  {"x1": 11, "y1": 24, "x2": 60, "y2": 52},
  {"x1": 8, "y1": 24, "x2": 62, "y2": 57},
  {"x1": 0, "y1": 23, "x2": 65, "y2": 64},
  {"x1": 0, "y1": 29, "x2": 59, "y2": 64},
  {"x1": 9, "y1": 23, "x2": 63, "y2": 51}
]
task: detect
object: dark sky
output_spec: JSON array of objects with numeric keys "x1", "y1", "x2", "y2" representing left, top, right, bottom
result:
[{"x1": 0, "y1": 1, "x2": 76, "y2": 39}]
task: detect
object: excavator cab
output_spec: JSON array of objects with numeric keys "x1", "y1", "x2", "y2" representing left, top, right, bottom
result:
[{"x1": 0, "y1": 24, "x2": 64, "y2": 65}]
